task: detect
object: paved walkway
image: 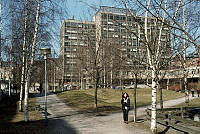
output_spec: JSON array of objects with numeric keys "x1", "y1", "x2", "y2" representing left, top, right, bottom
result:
[{"x1": 36, "y1": 93, "x2": 198, "y2": 134}]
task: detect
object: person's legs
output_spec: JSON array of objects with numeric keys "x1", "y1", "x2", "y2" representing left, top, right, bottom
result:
[
  {"x1": 123, "y1": 110, "x2": 126, "y2": 122},
  {"x1": 126, "y1": 110, "x2": 129, "y2": 122},
  {"x1": 124, "y1": 110, "x2": 128, "y2": 123}
]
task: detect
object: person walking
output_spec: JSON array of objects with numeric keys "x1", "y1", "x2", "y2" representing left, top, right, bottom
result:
[{"x1": 121, "y1": 92, "x2": 130, "y2": 124}]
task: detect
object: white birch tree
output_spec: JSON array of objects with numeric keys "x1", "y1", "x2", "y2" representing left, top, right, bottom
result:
[
  {"x1": 118, "y1": 0, "x2": 200, "y2": 133},
  {"x1": 19, "y1": 0, "x2": 28, "y2": 111},
  {"x1": 24, "y1": 0, "x2": 41, "y2": 122}
]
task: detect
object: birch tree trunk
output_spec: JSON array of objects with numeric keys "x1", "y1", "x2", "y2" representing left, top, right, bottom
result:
[
  {"x1": 8, "y1": 53, "x2": 12, "y2": 97},
  {"x1": 24, "y1": 0, "x2": 41, "y2": 122},
  {"x1": 19, "y1": 3, "x2": 28, "y2": 111},
  {"x1": 166, "y1": 78, "x2": 169, "y2": 90},
  {"x1": 151, "y1": 68, "x2": 157, "y2": 134},
  {"x1": 182, "y1": 0, "x2": 189, "y2": 105},
  {"x1": 8, "y1": 78, "x2": 11, "y2": 97},
  {"x1": 144, "y1": 0, "x2": 157, "y2": 132},
  {"x1": 24, "y1": 74, "x2": 29, "y2": 121}
]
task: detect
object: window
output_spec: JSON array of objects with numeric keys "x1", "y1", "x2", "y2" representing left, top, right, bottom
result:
[
  {"x1": 65, "y1": 36, "x2": 69, "y2": 40},
  {"x1": 102, "y1": 14, "x2": 107, "y2": 19},
  {"x1": 69, "y1": 36, "x2": 77, "y2": 39},
  {"x1": 64, "y1": 48, "x2": 70, "y2": 53},
  {"x1": 109, "y1": 14, "x2": 113, "y2": 20},
  {"x1": 115, "y1": 15, "x2": 119, "y2": 20},
  {"x1": 65, "y1": 22, "x2": 70, "y2": 27},
  {"x1": 108, "y1": 27, "x2": 114, "y2": 31},
  {"x1": 64, "y1": 42, "x2": 70, "y2": 46},
  {"x1": 127, "y1": 17, "x2": 132, "y2": 22},
  {"x1": 107, "y1": 21, "x2": 113, "y2": 25}
]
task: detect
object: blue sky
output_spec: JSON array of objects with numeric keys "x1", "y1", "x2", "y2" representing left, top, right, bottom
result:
[
  {"x1": 52, "y1": 0, "x2": 122, "y2": 54},
  {"x1": 64, "y1": 0, "x2": 120, "y2": 21},
  {"x1": 2, "y1": 0, "x2": 198, "y2": 56},
  {"x1": 1, "y1": 0, "x2": 123, "y2": 57}
]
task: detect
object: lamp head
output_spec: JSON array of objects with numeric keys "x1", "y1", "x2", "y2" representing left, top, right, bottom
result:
[{"x1": 40, "y1": 48, "x2": 51, "y2": 56}]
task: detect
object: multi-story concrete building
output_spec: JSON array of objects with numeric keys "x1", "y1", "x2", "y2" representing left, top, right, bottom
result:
[
  {"x1": 94, "y1": 6, "x2": 171, "y2": 86},
  {"x1": 60, "y1": 19, "x2": 96, "y2": 86},
  {"x1": 60, "y1": 6, "x2": 170, "y2": 87}
]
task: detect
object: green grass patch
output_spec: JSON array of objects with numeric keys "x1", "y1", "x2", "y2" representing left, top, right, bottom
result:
[
  {"x1": 10, "y1": 95, "x2": 44, "y2": 122},
  {"x1": 174, "y1": 97, "x2": 200, "y2": 107},
  {"x1": 57, "y1": 88, "x2": 185, "y2": 114}
]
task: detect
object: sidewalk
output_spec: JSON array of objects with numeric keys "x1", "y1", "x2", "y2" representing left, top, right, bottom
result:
[
  {"x1": 136, "y1": 94, "x2": 198, "y2": 117},
  {"x1": 36, "y1": 93, "x2": 198, "y2": 134}
]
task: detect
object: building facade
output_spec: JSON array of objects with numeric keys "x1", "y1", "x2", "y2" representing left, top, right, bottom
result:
[
  {"x1": 60, "y1": 6, "x2": 171, "y2": 87},
  {"x1": 94, "y1": 6, "x2": 171, "y2": 86},
  {"x1": 60, "y1": 19, "x2": 96, "y2": 86}
]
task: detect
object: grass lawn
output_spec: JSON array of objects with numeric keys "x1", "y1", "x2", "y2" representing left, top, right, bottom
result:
[
  {"x1": 10, "y1": 95, "x2": 43, "y2": 122},
  {"x1": 57, "y1": 88, "x2": 185, "y2": 114},
  {"x1": 174, "y1": 97, "x2": 200, "y2": 107}
]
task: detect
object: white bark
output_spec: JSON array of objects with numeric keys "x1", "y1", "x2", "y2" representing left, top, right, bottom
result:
[
  {"x1": 144, "y1": 0, "x2": 167, "y2": 132},
  {"x1": 151, "y1": 69, "x2": 157, "y2": 133},
  {"x1": 145, "y1": 0, "x2": 151, "y2": 86},
  {"x1": 24, "y1": 0, "x2": 41, "y2": 122},
  {"x1": 133, "y1": 73, "x2": 137, "y2": 122},
  {"x1": 182, "y1": 0, "x2": 189, "y2": 104},
  {"x1": 54, "y1": 67, "x2": 56, "y2": 92},
  {"x1": 9, "y1": 51, "x2": 12, "y2": 97},
  {"x1": 173, "y1": 0, "x2": 181, "y2": 21},
  {"x1": 19, "y1": 1, "x2": 28, "y2": 111},
  {"x1": 144, "y1": 0, "x2": 151, "y2": 42},
  {"x1": 167, "y1": 78, "x2": 169, "y2": 90},
  {"x1": 24, "y1": 78, "x2": 29, "y2": 121},
  {"x1": 8, "y1": 79, "x2": 11, "y2": 97}
]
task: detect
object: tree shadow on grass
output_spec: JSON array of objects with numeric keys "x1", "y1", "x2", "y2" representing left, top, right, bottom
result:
[
  {"x1": 0, "y1": 94, "x2": 78, "y2": 134},
  {"x1": 0, "y1": 94, "x2": 19, "y2": 124},
  {"x1": 157, "y1": 126, "x2": 171, "y2": 134},
  {"x1": 29, "y1": 92, "x2": 54, "y2": 98}
]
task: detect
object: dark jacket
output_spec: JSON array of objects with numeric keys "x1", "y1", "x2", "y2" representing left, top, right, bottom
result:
[{"x1": 121, "y1": 97, "x2": 130, "y2": 111}]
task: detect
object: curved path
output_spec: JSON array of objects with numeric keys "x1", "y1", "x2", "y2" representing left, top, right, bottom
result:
[{"x1": 36, "y1": 93, "x2": 198, "y2": 134}]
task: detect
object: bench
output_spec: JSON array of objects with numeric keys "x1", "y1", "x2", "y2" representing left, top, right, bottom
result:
[{"x1": 146, "y1": 107, "x2": 200, "y2": 133}]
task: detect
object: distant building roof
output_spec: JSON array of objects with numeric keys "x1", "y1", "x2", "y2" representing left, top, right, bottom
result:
[
  {"x1": 97, "y1": 6, "x2": 136, "y2": 15},
  {"x1": 64, "y1": 19, "x2": 95, "y2": 25}
]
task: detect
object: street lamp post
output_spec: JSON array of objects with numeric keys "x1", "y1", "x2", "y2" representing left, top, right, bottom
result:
[{"x1": 40, "y1": 48, "x2": 51, "y2": 122}]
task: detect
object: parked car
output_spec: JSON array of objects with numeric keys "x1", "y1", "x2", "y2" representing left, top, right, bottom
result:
[{"x1": 186, "y1": 108, "x2": 200, "y2": 122}]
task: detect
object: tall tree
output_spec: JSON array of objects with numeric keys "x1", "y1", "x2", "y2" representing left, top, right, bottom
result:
[
  {"x1": 118, "y1": 0, "x2": 200, "y2": 133},
  {"x1": 6, "y1": 0, "x2": 65, "y2": 121},
  {"x1": 24, "y1": 0, "x2": 41, "y2": 122}
]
